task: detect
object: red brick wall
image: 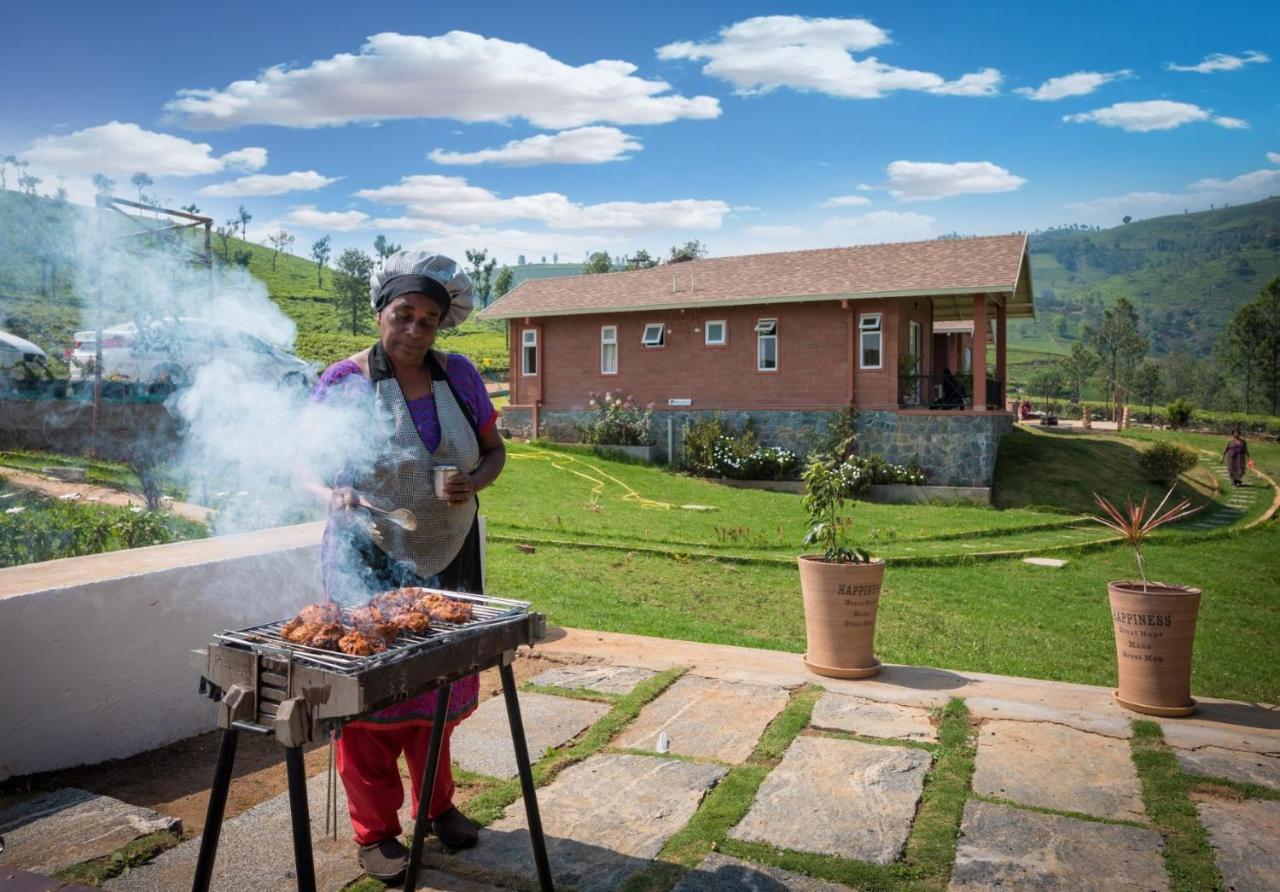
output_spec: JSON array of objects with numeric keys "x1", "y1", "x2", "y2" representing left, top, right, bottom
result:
[{"x1": 508, "y1": 299, "x2": 920, "y2": 412}]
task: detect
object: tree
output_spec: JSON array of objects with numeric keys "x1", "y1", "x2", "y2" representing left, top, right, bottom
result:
[
  {"x1": 91, "y1": 173, "x2": 115, "y2": 195},
  {"x1": 17, "y1": 173, "x2": 40, "y2": 196},
  {"x1": 372, "y1": 234, "x2": 401, "y2": 259},
  {"x1": 1084, "y1": 297, "x2": 1148, "y2": 419},
  {"x1": 335, "y1": 248, "x2": 375, "y2": 334},
  {"x1": 233, "y1": 249, "x2": 253, "y2": 267},
  {"x1": 517, "y1": 254, "x2": 526, "y2": 266},
  {"x1": 1130, "y1": 361, "x2": 1161, "y2": 422},
  {"x1": 237, "y1": 204, "x2": 252, "y2": 240},
  {"x1": 311, "y1": 235, "x2": 332, "y2": 289},
  {"x1": 181, "y1": 203, "x2": 201, "y2": 215},
  {"x1": 1122, "y1": 215, "x2": 1132, "y2": 224},
  {"x1": 465, "y1": 248, "x2": 498, "y2": 307},
  {"x1": 267, "y1": 230, "x2": 294, "y2": 270},
  {"x1": 668, "y1": 240, "x2": 708, "y2": 263},
  {"x1": 1028, "y1": 366, "x2": 1067, "y2": 399},
  {"x1": 626, "y1": 249, "x2": 659, "y2": 270},
  {"x1": 583, "y1": 251, "x2": 613, "y2": 274},
  {"x1": 215, "y1": 224, "x2": 234, "y2": 261},
  {"x1": 492, "y1": 266, "x2": 514, "y2": 300},
  {"x1": 1217, "y1": 301, "x2": 1267, "y2": 413},
  {"x1": 0, "y1": 154, "x2": 15, "y2": 190},
  {"x1": 130, "y1": 172, "x2": 153, "y2": 203},
  {"x1": 1057, "y1": 341, "x2": 1100, "y2": 402},
  {"x1": 1249, "y1": 277, "x2": 1280, "y2": 414}
]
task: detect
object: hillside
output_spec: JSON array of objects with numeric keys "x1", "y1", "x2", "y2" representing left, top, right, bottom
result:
[{"x1": 1013, "y1": 197, "x2": 1280, "y2": 357}]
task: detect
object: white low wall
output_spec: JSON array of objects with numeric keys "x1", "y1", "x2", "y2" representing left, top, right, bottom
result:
[{"x1": 0, "y1": 523, "x2": 325, "y2": 781}]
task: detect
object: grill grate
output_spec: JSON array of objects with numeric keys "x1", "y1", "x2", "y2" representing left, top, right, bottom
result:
[{"x1": 213, "y1": 590, "x2": 532, "y2": 677}]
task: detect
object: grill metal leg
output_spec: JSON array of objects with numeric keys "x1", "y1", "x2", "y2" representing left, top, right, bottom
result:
[
  {"x1": 404, "y1": 683, "x2": 452, "y2": 892},
  {"x1": 501, "y1": 661, "x2": 554, "y2": 892},
  {"x1": 284, "y1": 745, "x2": 317, "y2": 892},
  {"x1": 191, "y1": 727, "x2": 238, "y2": 892}
]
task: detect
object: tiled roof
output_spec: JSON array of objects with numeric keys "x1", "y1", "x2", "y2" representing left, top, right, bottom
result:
[{"x1": 480, "y1": 234, "x2": 1031, "y2": 320}]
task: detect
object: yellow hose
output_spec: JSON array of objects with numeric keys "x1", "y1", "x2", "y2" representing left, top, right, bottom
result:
[{"x1": 509, "y1": 445, "x2": 673, "y2": 510}]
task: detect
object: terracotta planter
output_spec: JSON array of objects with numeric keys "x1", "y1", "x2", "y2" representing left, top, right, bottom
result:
[
  {"x1": 1108, "y1": 580, "x2": 1201, "y2": 716},
  {"x1": 798, "y1": 556, "x2": 885, "y2": 678}
]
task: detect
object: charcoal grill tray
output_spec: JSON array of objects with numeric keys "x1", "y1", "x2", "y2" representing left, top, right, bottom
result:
[{"x1": 212, "y1": 590, "x2": 532, "y2": 677}]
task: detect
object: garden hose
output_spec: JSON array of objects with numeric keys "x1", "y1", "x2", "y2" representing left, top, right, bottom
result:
[{"x1": 508, "y1": 446, "x2": 673, "y2": 510}]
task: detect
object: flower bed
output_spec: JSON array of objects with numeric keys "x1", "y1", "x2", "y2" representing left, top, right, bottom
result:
[{"x1": 576, "y1": 391, "x2": 653, "y2": 447}]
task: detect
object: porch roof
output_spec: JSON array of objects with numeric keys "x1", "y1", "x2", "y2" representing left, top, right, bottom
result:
[{"x1": 480, "y1": 234, "x2": 1034, "y2": 321}]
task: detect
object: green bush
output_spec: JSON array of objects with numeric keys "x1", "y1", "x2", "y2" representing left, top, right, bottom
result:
[
  {"x1": 1166, "y1": 399, "x2": 1195, "y2": 429},
  {"x1": 680, "y1": 413, "x2": 734, "y2": 473},
  {"x1": 837, "y1": 454, "x2": 929, "y2": 496},
  {"x1": 1138, "y1": 441, "x2": 1198, "y2": 485},
  {"x1": 576, "y1": 391, "x2": 653, "y2": 446},
  {"x1": 709, "y1": 437, "x2": 799, "y2": 480}
]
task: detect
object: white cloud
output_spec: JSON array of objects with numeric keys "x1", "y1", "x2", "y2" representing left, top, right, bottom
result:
[
  {"x1": 428, "y1": 127, "x2": 641, "y2": 166},
  {"x1": 1063, "y1": 100, "x2": 1245, "y2": 132},
  {"x1": 1014, "y1": 69, "x2": 1131, "y2": 101},
  {"x1": 165, "y1": 31, "x2": 720, "y2": 130},
  {"x1": 365, "y1": 220, "x2": 625, "y2": 263},
  {"x1": 20, "y1": 121, "x2": 268, "y2": 177},
  {"x1": 1269, "y1": 152, "x2": 1280, "y2": 164},
  {"x1": 740, "y1": 210, "x2": 936, "y2": 251},
  {"x1": 1066, "y1": 165, "x2": 1280, "y2": 221},
  {"x1": 355, "y1": 174, "x2": 729, "y2": 231},
  {"x1": 882, "y1": 161, "x2": 1026, "y2": 201},
  {"x1": 1167, "y1": 50, "x2": 1269, "y2": 73},
  {"x1": 278, "y1": 205, "x2": 371, "y2": 231},
  {"x1": 822, "y1": 195, "x2": 872, "y2": 208},
  {"x1": 198, "y1": 171, "x2": 339, "y2": 197},
  {"x1": 658, "y1": 15, "x2": 1000, "y2": 99}
]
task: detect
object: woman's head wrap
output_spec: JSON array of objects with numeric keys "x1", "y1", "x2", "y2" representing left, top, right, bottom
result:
[{"x1": 369, "y1": 251, "x2": 474, "y2": 330}]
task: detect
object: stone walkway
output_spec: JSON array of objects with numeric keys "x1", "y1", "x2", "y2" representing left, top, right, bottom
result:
[{"x1": 4, "y1": 629, "x2": 1278, "y2": 891}]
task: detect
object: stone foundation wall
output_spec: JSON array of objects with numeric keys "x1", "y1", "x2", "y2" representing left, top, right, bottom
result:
[{"x1": 855, "y1": 411, "x2": 1013, "y2": 487}]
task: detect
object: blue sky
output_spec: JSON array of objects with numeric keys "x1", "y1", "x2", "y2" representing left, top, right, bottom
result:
[{"x1": 3, "y1": 1, "x2": 1277, "y2": 265}]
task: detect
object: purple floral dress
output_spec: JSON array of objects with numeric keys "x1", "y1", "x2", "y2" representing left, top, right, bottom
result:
[{"x1": 310, "y1": 353, "x2": 497, "y2": 726}]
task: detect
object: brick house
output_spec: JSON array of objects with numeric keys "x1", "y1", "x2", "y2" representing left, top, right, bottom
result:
[{"x1": 480, "y1": 234, "x2": 1034, "y2": 487}]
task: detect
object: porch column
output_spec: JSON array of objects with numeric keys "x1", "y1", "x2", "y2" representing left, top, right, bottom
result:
[
  {"x1": 972, "y1": 296, "x2": 988, "y2": 411},
  {"x1": 996, "y1": 299, "x2": 1007, "y2": 408}
]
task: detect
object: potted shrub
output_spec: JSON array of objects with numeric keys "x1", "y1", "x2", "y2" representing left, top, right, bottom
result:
[
  {"x1": 798, "y1": 453, "x2": 884, "y2": 678},
  {"x1": 1089, "y1": 489, "x2": 1203, "y2": 716}
]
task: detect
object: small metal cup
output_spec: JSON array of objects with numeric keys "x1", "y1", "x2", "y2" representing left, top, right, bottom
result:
[{"x1": 433, "y1": 463, "x2": 459, "y2": 498}]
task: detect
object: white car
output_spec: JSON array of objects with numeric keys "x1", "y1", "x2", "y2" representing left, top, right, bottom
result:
[
  {"x1": 67, "y1": 318, "x2": 317, "y2": 389},
  {"x1": 0, "y1": 330, "x2": 48, "y2": 377}
]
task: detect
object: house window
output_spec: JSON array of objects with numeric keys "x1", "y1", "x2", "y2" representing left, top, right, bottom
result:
[
  {"x1": 600, "y1": 325, "x2": 618, "y2": 375},
  {"x1": 642, "y1": 322, "x2": 665, "y2": 348},
  {"x1": 704, "y1": 320, "x2": 726, "y2": 346},
  {"x1": 859, "y1": 314, "x2": 882, "y2": 369},
  {"x1": 521, "y1": 329, "x2": 538, "y2": 376},
  {"x1": 755, "y1": 318, "x2": 777, "y2": 371}
]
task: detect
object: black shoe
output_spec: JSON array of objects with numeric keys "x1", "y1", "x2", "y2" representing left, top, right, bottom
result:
[
  {"x1": 358, "y1": 837, "x2": 410, "y2": 884},
  {"x1": 432, "y1": 806, "x2": 479, "y2": 850}
]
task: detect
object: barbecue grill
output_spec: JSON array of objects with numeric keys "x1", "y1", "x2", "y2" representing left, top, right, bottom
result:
[{"x1": 190, "y1": 590, "x2": 553, "y2": 892}]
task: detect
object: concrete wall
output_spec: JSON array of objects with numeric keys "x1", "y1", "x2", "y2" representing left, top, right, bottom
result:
[
  {"x1": 0, "y1": 523, "x2": 324, "y2": 780},
  {"x1": 856, "y1": 410, "x2": 1014, "y2": 487},
  {"x1": 0, "y1": 398, "x2": 182, "y2": 460}
]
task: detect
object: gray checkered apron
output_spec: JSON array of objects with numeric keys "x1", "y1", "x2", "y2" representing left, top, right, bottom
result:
[{"x1": 355, "y1": 374, "x2": 481, "y2": 579}]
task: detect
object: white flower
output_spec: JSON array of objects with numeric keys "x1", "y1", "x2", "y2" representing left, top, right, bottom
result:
[{"x1": 5, "y1": 506, "x2": 26, "y2": 514}]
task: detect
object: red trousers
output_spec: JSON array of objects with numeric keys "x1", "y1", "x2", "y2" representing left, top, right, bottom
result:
[{"x1": 336, "y1": 720, "x2": 458, "y2": 846}]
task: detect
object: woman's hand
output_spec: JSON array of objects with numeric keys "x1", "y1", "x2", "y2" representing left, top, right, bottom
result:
[
  {"x1": 442, "y1": 471, "x2": 475, "y2": 506},
  {"x1": 329, "y1": 486, "x2": 360, "y2": 513}
]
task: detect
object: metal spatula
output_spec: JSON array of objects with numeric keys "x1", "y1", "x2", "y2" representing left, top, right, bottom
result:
[{"x1": 362, "y1": 502, "x2": 418, "y2": 531}]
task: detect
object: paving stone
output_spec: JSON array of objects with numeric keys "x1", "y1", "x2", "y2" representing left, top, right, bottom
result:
[
  {"x1": 1023, "y1": 557, "x2": 1068, "y2": 567},
  {"x1": 529, "y1": 663, "x2": 657, "y2": 695},
  {"x1": 107, "y1": 771, "x2": 392, "y2": 892},
  {"x1": 1195, "y1": 796, "x2": 1280, "y2": 892},
  {"x1": 615, "y1": 675, "x2": 790, "y2": 763},
  {"x1": 458, "y1": 753, "x2": 727, "y2": 892},
  {"x1": 730, "y1": 736, "x2": 931, "y2": 864},
  {"x1": 1176, "y1": 746, "x2": 1280, "y2": 790},
  {"x1": 450, "y1": 691, "x2": 610, "y2": 778},
  {"x1": 972, "y1": 720, "x2": 1146, "y2": 821},
  {"x1": 0, "y1": 788, "x2": 180, "y2": 875},
  {"x1": 949, "y1": 800, "x2": 1167, "y2": 891},
  {"x1": 673, "y1": 853, "x2": 851, "y2": 891},
  {"x1": 810, "y1": 691, "x2": 937, "y2": 741}
]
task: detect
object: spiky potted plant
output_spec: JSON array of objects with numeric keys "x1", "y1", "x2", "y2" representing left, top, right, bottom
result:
[
  {"x1": 798, "y1": 453, "x2": 883, "y2": 678},
  {"x1": 1089, "y1": 488, "x2": 1203, "y2": 716}
]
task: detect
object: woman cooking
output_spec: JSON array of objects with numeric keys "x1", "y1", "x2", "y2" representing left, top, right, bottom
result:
[{"x1": 296, "y1": 250, "x2": 504, "y2": 885}]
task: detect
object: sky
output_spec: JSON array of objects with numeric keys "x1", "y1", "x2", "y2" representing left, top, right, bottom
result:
[{"x1": 2, "y1": 0, "x2": 1278, "y2": 267}]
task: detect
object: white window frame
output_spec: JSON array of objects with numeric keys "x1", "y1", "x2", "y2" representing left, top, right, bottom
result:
[
  {"x1": 641, "y1": 322, "x2": 665, "y2": 348},
  {"x1": 521, "y1": 328, "x2": 538, "y2": 376},
  {"x1": 859, "y1": 313, "x2": 882, "y2": 370},
  {"x1": 600, "y1": 324, "x2": 618, "y2": 375},
  {"x1": 704, "y1": 319, "x2": 727, "y2": 346},
  {"x1": 755, "y1": 317, "x2": 778, "y2": 372}
]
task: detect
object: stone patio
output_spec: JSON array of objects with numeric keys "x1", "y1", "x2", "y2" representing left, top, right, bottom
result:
[{"x1": 4, "y1": 628, "x2": 1278, "y2": 891}]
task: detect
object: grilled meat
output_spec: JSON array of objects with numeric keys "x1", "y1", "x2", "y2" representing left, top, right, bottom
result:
[
  {"x1": 347, "y1": 604, "x2": 388, "y2": 630},
  {"x1": 308, "y1": 622, "x2": 344, "y2": 651},
  {"x1": 338, "y1": 630, "x2": 386, "y2": 656},
  {"x1": 415, "y1": 593, "x2": 473, "y2": 624},
  {"x1": 297, "y1": 602, "x2": 341, "y2": 625},
  {"x1": 392, "y1": 611, "x2": 431, "y2": 634}
]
